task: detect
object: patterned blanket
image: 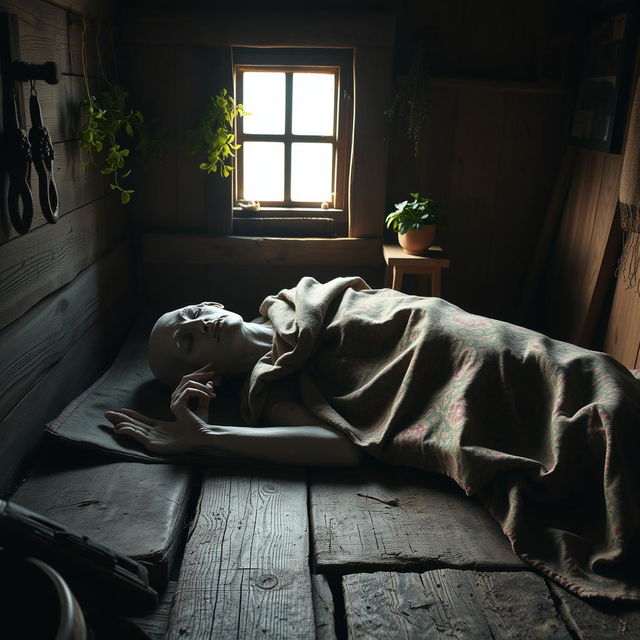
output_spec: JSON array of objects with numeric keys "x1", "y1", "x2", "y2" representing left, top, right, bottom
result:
[{"x1": 242, "y1": 277, "x2": 640, "y2": 602}]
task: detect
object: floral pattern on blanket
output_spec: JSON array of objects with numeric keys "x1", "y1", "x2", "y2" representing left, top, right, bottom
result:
[{"x1": 243, "y1": 277, "x2": 640, "y2": 602}]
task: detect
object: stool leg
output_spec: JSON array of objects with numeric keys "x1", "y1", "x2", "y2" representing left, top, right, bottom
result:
[
  {"x1": 431, "y1": 269, "x2": 442, "y2": 297},
  {"x1": 391, "y1": 267, "x2": 404, "y2": 291},
  {"x1": 384, "y1": 265, "x2": 392, "y2": 289}
]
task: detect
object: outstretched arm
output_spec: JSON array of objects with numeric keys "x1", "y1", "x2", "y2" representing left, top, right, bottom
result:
[{"x1": 105, "y1": 369, "x2": 362, "y2": 467}]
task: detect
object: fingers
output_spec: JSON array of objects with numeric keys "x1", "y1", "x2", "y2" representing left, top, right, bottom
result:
[
  {"x1": 172, "y1": 380, "x2": 214, "y2": 401},
  {"x1": 105, "y1": 409, "x2": 155, "y2": 427},
  {"x1": 112, "y1": 423, "x2": 158, "y2": 451}
]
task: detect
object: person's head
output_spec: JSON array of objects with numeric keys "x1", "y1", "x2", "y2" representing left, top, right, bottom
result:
[{"x1": 148, "y1": 302, "x2": 269, "y2": 386}]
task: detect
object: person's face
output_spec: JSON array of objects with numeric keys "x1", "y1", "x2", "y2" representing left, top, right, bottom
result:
[{"x1": 150, "y1": 302, "x2": 246, "y2": 379}]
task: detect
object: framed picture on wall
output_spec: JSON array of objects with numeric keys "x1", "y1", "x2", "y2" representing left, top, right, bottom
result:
[{"x1": 569, "y1": 7, "x2": 638, "y2": 153}]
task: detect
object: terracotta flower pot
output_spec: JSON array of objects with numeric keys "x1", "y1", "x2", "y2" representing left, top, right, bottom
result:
[{"x1": 398, "y1": 225, "x2": 436, "y2": 255}]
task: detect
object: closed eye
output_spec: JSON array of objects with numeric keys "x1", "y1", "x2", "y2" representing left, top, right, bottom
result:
[
  {"x1": 193, "y1": 306, "x2": 201, "y2": 318},
  {"x1": 175, "y1": 330, "x2": 193, "y2": 352}
]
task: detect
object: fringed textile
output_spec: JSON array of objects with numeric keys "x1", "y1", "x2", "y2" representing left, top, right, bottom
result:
[{"x1": 618, "y1": 74, "x2": 640, "y2": 294}]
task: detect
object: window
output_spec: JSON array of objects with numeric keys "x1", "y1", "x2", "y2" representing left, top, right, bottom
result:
[{"x1": 233, "y1": 49, "x2": 353, "y2": 235}]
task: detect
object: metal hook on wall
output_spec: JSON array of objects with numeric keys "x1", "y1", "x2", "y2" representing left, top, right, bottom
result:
[{"x1": 1, "y1": 12, "x2": 60, "y2": 235}]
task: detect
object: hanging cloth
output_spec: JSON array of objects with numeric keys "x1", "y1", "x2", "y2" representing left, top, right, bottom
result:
[{"x1": 618, "y1": 72, "x2": 640, "y2": 294}]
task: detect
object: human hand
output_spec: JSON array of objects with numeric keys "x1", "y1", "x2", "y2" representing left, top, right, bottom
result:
[
  {"x1": 104, "y1": 406, "x2": 211, "y2": 454},
  {"x1": 105, "y1": 364, "x2": 218, "y2": 454},
  {"x1": 171, "y1": 363, "x2": 218, "y2": 421}
]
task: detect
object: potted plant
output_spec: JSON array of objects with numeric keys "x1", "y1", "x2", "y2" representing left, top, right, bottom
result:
[{"x1": 385, "y1": 192, "x2": 443, "y2": 255}]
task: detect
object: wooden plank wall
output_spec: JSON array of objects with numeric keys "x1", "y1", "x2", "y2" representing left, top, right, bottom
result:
[
  {"x1": 388, "y1": 82, "x2": 571, "y2": 321},
  {"x1": 541, "y1": 33, "x2": 640, "y2": 368},
  {"x1": 0, "y1": 0, "x2": 132, "y2": 494},
  {"x1": 120, "y1": 1, "x2": 573, "y2": 324}
]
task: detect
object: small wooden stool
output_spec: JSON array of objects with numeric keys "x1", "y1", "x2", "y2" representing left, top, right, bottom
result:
[{"x1": 383, "y1": 244, "x2": 450, "y2": 296}]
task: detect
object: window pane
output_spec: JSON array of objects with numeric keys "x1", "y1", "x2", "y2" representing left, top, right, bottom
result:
[
  {"x1": 242, "y1": 72, "x2": 285, "y2": 134},
  {"x1": 243, "y1": 142, "x2": 284, "y2": 201},
  {"x1": 292, "y1": 73, "x2": 335, "y2": 136},
  {"x1": 291, "y1": 143, "x2": 333, "y2": 202}
]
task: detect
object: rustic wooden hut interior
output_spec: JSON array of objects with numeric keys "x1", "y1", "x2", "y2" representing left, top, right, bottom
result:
[{"x1": 2, "y1": 0, "x2": 640, "y2": 637}]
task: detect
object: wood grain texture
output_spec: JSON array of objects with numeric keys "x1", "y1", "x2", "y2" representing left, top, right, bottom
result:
[
  {"x1": 0, "y1": 241, "x2": 128, "y2": 420},
  {"x1": 142, "y1": 234, "x2": 383, "y2": 266},
  {"x1": 125, "y1": 43, "x2": 178, "y2": 231},
  {"x1": 486, "y1": 91, "x2": 569, "y2": 322},
  {"x1": 549, "y1": 582, "x2": 640, "y2": 639},
  {"x1": 603, "y1": 271, "x2": 640, "y2": 369},
  {"x1": 349, "y1": 44, "x2": 393, "y2": 238},
  {"x1": 517, "y1": 147, "x2": 576, "y2": 324},
  {"x1": 12, "y1": 460, "x2": 191, "y2": 589},
  {"x1": 545, "y1": 150, "x2": 624, "y2": 347},
  {"x1": 312, "y1": 575, "x2": 337, "y2": 640},
  {"x1": 310, "y1": 465, "x2": 524, "y2": 572},
  {"x1": 444, "y1": 90, "x2": 505, "y2": 316},
  {"x1": 0, "y1": 0, "x2": 70, "y2": 74},
  {"x1": 0, "y1": 288, "x2": 132, "y2": 495},
  {"x1": 0, "y1": 142, "x2": 110, "y2": 244},
  {"x1": 0, "y1": 195, "x2": 125, "y2": 330},
  {"x1": 19, "y1": 75, "x2": 84, "y2": 145},
  {"x1": 140, "y1": 262, "x2": 384, "y2": 325},
  {"x1": 121, "y1": 9, "x2": 395, "y2": 47},
  {"x1": 545, "y1": 149, "x2": 607, "y2": 342},
  {"x1": 127, "y1": 580, "x2": 177, "y2": 640},
  {"x1": 168, "y1": 467, "x2": 315, "y2": 639},
  {"x1": 342, "y1": 570, "x2": 570, "y2": 640}
]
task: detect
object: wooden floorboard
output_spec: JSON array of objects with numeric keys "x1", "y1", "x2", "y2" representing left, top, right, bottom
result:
[
  {"x1": 342, "y1": 569, "x2": 570, "y2": 639},
  {"x1": 310, "y1": 464, "x2": 524, "y2": 572},
  {"x1": 312, "y1": 575, "x2": 337, "y2": 640},
  {"x1": 167, "y1": 466, "x2": 315, "y2": 640},
  {"x1": 549, "y1": 583, "x2": 640, "y2": 640}
]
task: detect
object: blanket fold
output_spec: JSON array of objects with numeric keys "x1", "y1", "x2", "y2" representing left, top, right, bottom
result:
[{"x1": 243, "y1": 277, "x2": 640, "y2": 601}]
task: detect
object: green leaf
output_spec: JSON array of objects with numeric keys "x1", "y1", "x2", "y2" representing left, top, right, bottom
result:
[
  {"x1": 125, "y1": 122, "x2": 134, "y2": 136},
  {"x1": 120, "y1": 190, "x2": 131, "y2": 204},
  {"x1": 121, "y1": 169, "x2": 132, "y2": 178},
  {"x1": 101, "y1": 167, "x2": 114, "y2": 174}
]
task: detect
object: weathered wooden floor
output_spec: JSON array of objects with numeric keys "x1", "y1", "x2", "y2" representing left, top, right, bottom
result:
[{"x1": 164, "y1": 461, "x2": 640, "y2": 640}]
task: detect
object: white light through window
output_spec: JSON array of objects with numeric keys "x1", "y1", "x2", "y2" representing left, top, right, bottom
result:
[
  {"x1": 243, "y1": 141, "x2": 284, "y2": 201},
  {"x1": 291, "y1": 143, "x2": 333, "y2": 202},
  {"x1": 242, "y1": 72, "x2": 286, "y2": 134},
  {"x1": 292, "y1": 73, "x2": 335, "y2": 136}
]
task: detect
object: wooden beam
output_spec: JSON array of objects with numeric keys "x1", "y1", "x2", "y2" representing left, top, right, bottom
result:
[
  {"x1": 342, "y1": 570, "x2": 570, "y2": 639},
  {"x1": 0, "y1": 194, "x2": 124, "y2": 330},
  {"x1": 121, "y1": 9, "x2": 395, "y2": 48},
  {"x1": 310, "y1": 465, "x2": 524, "y2": 573},
  {"x1": 0, "y1": 242, "x2": 128, "y2": 421},
  {"x1": 167, "y1": 467, "x2": 315, "y2": 639},
  {"x1": 142, "y1": 234, "x2": 383, "y2": 267},
  {"x1": 430, "y1": 77, "x2": 571, "y2": 94},
  {"x1": 349, "y1": 45, "x2": 393, "y2": 238}
]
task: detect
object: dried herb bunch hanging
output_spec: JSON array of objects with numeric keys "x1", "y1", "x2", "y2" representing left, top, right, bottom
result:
[
  {"x1": 386, "y1": 39, "x2": 430, "y2": 157},
  {"x1": 78, "y1": 20, "x2": 166, "y2": 204}
]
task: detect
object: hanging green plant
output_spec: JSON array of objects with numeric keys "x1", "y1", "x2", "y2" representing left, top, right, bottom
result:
[
  {"x1": 386, "y1": 40, "x2": 430, "y2": 158},
  {"x1": 187, "y1": 89, "x2": 248, "y2": 178},
  {"x1": 78, "y1": 20, "x2": 166, "y2": 204}
]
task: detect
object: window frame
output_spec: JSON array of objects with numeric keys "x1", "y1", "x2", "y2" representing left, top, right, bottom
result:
[{"x1": 233, "y1": 48, "x2": 353, "y2": 224}]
